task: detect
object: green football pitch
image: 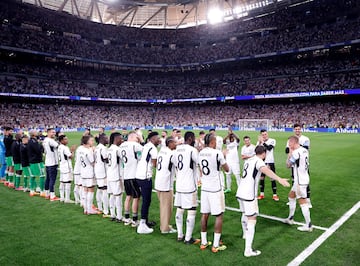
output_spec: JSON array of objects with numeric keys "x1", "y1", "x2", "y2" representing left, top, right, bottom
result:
[{"x1": 0, "y1": 130, "x2": 359, "y2": 265}]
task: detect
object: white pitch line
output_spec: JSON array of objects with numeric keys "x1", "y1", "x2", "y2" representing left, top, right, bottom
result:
[
  {"x1": 287, "y1": 201, "x2": 360, "y2": 266},
  {"x1": 151, "y1": 189, "x2": 328, "y2": 231}
]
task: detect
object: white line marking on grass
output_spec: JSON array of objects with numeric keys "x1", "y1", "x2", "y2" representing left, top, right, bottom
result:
[
  {"x1": 287, "y1": 201, "x2": 360, "y2": 266},
  {"x1": 151, "y1": 189, "x2": 328, "y2": 231}
]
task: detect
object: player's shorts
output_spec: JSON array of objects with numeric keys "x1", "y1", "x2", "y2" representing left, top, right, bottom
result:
[
  {"x1": 107, "y1": 180, "x2": 123, "y2": 196},
  {"x1": 124, "y1": 179, "x2": 141, "y2": 198},
  {"x1": 74, "y1": 173, "x2": 82, "y2": 185},
  {"x1": 60, "y1": 172, "x2": 73, "y2": 182},
  {"x1": 200, "y1": 190, "x2": 225, "y2": 216},
  {"x1": 22, "y1": 166, "x2": 31, "y2": 178},
  {"x1": 14, "y1": 163, "x2": 22, "y2": 171},
  {"x1": 30, "y1": 162, "x2": 45, "y2": 177},
  {"x1": 96, "y1": 178, "x2": 107, "y2": 189},
  {"x1": 239, "y1": 199, "x2": 259, "y2": 217},
  {"x1": 228, "y1": 161, "x2": 241, "y2": 175},
  {"x1": 291, "y1": 183, "x2": 308, "y2": 199},
  {"x1": 261, "y1": 163, "x2": 275, "y2": 178},
  {"x1": 5, "y1": 156, "x2": 14, "y2": 167},
  {"x1": 81, "y1": 177, "x2": 96, "y2": 188},
  {"x1": 174, "y1": 191, "x2": 198, "y2": 210}
]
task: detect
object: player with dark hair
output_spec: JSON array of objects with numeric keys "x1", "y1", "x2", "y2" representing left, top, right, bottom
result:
[
  {"x1": 174, "y1": 131, "x2": 200, "y2": 244},
  {"x1": 28, "y1": 130, "x2": 45, "y2": 197},
  {"x1": 4, "y1": 127, "x2": 14, "y2": 188},
  {"x1": 199, "y1": 133, "x2": 229, "y2": 253},
  {"x1": 11, "y1": 133, "x2": 23, "y2": 190},
  {"x1": 236, "y1": 145, "x2": 290, "y2": 257},
  {"x1": 58, "y1": 135, "x2": 75, "y2": 203},
  {"x1": 20, "y1": 135, "x2": 30, "y2": 192},
  {"x1": 136, "y1": 131, "x2": 161, "y2": 234},
  {"x1": 257, "y1": 129, "x2": 279, "y2": 201}
]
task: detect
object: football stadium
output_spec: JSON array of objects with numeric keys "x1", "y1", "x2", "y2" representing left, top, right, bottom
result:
[{"x1": 0, "y1": 0, "x2": 359, "y2": 265}]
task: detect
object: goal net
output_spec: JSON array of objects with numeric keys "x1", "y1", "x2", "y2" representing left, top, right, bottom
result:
[{"x1": 238, "y1": 119, "x2": 271, "y2": 131}]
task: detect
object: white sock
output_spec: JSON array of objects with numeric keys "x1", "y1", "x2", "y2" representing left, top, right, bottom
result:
[
  {"x1": 59, "y1": 182, "x2": 64, "y2": 200},
  {"x1": 45, "y1": 190, "x2": 50, "y2": 197},
  {"x1": 241, "y1": 213, "x2": 248, "y2": 238},
  {"x1": 185, "y1": 210, "x2": 196, "y2": 241},
  {"x1": 176, "y1": 208, "x2": 184, "y2": 238},
  {"x1": 102, "y1": 189, "x2": 109, "y2": 215},
  {"x1": 226, "y1": 174, "x2": 232, "y2": 190},
  {"x1": 115, "y1": 194, "x2": 123, "y2": 220},
  {"x1": 109, "y1": 194, "x2": 115, "y2": 218},
  {"x1": 65, "y1": 183, "x2": 71, "y2": 201},
  {"x1": 50, "y1": 192, "x2": 55, "y2": 199},
  {"x1": 96, "y1": 189, "x2": 103, "y2": 211},
  {"x1": 82, "y1": 190, "x2": 88, "y2": 212},
  {"x1": 288, "y1": 197, "x2": 296, "y2": 218},
  {"x1": 300, "y1": 203, "x2": 311, "y2": 227},
  {"x1": 245, "y1": 220, "x2": 256, "y2": 252},
  {"x1": 235, "y1": 174, "x2": 241, "y2": 187},
  {"x1": 140, "y1": 219, "x2": 146, "y2": 225},
  {"x1": 74, "y1": 185, "x2": 79, "y2": 202},
  {"x1": 201, "y1": 232, "x2": 207, "y2": 245},
  {"x1": 214, "y1": 232, "x2": 221, "y2": 247},
  {"x1": 87, "y1": 191, "x2": 94, "y2": 213}
]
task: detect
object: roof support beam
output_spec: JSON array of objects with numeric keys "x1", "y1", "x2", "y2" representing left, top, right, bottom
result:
[
  {"x1": 71, "y1": 0, "x2": 81, "y2": 17},
  {"x1": 57, "y1": 0, "x2": 69, "y2": 12},
  {"x1": 118, "y1": 7, "x2": 135, "y2": 26},
  {"x1": 129, "y1": 7, "x2": 138, "y2": 27},
  {"x1": 176, "y1": 5, "x2": 195, "y2": 29},
  {"x1": 140, "y1": 6, "x2": 165, "y2": 29},
  {"x1": 94, "y1": 0, "x2": 103, "y2": 23},
  {"x1": 164, "y1": 6, "x2": 167, "y2": 29}
]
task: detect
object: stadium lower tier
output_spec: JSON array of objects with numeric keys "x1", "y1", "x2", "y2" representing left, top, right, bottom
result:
[{"x1": 1, "y1": 100, "x2": 358, "y2": 129}]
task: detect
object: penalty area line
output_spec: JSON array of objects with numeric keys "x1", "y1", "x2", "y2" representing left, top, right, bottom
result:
[{"x1": 287, "y1": 201, "x2": 360, "y2": 266}]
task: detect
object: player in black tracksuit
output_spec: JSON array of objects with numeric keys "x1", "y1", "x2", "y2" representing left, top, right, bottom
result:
[
  {"x1": 3, "y1": 127, "x2": 14, "y2": 186},
  {"x1": 11, "y1": 133, "x2": 22, "y2": 189},
  {"x1": 20, "y1": 135, "x2": 30, "y2": 191}
]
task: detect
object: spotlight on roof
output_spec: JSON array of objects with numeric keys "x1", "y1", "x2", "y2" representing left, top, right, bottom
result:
[{"x1": 207, "y1": 8, "x2": 223, "y2": 24}]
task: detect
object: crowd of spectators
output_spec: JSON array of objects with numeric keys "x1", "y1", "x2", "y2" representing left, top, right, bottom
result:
[
  {"x1": 1, "y1": 57, "x2": 360, "y2": 99},
  {"x1": 0, "y1": 101, "x2": 358, "y2": 129},
  {"x1": 0, "y1": 0, "x2": 360, "y2": 64}
]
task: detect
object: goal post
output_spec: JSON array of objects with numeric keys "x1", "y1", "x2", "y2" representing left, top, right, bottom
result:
[{"x1": 238, "y1": 119, "x2": 271, "y2": 131}]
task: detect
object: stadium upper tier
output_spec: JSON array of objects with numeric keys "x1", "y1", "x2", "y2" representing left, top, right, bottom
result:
[
  {"x1": 1, "y1": 56, "x2": 360, "y2": 99},
  {"x1": 1, "y1": 0, "x2": 360, "y2": 65}
]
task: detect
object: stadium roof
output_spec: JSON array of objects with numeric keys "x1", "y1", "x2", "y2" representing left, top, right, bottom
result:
[{"x1": 22, "y1": 0, "x2": 292, "y2": 29}]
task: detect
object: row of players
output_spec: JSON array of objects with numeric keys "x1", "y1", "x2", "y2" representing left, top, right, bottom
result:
[{"x1": 0, "y1": 126, "x2": 311, "y2": 257}]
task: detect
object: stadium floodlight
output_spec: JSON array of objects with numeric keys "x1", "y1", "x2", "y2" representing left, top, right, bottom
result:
[{"x1": 207, "y1": 8, "x2": 223, "y2": 24}]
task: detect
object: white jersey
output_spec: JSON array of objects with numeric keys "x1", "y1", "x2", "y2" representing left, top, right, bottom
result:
[
  {"x1": 257, "y1": 138, "x2": 276, "y2": 164},
  {"x1": 241, "y1": 144, "x2": 256, "y2": 160},
  {"x1": 43, "y1": 137, "x2": 59, "y2": 166},
  {"x1": 135, "y1": 142, "x2": 157, "y2": 180},
  {"x1": 289, "y1": 146, "x2": 310, "y2": 185},
  {"x1": 215, "y1": 136, "x2": 223, "y2": 151},
  {"x1": 119, "y1": 141, "x2": 143, "y2": 180},
  {"x1": 160, "y1": 137, "x2": 166, "y2": 149},
  {"x1": 226, "y1": 140, "x2": 240, "y2": 163},
  {"x1": 286, "y1": 135, "x2": 310, "y2": 150},
  {"x1": 155, "y1": 147, "x2": 176, "y2": 191},
  {"x1": 94, "y1": 143, "x2": 108, "y2": 179},
  {"x1": 107, "y1": 144, "x2": 121, "y2": 182},
  {"x1": 73, "y1": 146, "x2": 83, "y2": 175},
  {"x1": 236, "y1": 156, "x2": 266, "y2": 201},
  {"x1": 199, "y1": 147, "x2": 226, "y2": 193},
  {"x1": 58, "y1": 144, "x2": 72, "y2": 174},
  {"x1": 79, "y1": 147, "x2": 95, "y2": 179},
  {"x1": 174, "y1": 144, "x2": 199, "y2": 193}
]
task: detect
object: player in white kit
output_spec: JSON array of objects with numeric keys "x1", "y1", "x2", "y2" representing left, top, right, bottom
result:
[
  {"x1": 107, "y1": 132, "x2": 124, "y2": 222},
  {"x1": 94, "y1": 134, "x2": 109, "y2": 217},
  {"x1": 174, "y1": 131, "x2": 200, "y2": 245},
  {"x1": 58, "y1": 135, "x2": 75, "y2": 203},
  {"x1": 284, "y1": 136, "x2": 312, "y2": 232},
  {"x1": 79, "y1": 135, "x2": 98, "y2": 215},
  {"x1": 73, "y1": 142, "x2": 84, "y2": 205},
  {"x1": 199, "y1": 134, "x2": 230, "y2": 253},
  {"x1": 285, "y1": 124, "x2": 311, "y2": 207},
  {"x1": 209, "y1": 129, "x2": 223, "y2": 151},
  {"x1": 257, "y1": 129, "x2": 279, "y2": 201},
  {"x1": 119, "y1": 132, "x2": 143, "y2": 227},
  {"x1": 236, "y1": 145, "x2": 290, "y2": 257},
  {"x1": 223, "y1": 129, "x2": 240, "y2": 193},
  {"x1": 241, "y1": 136, "x2": 256, "y2": 161},
  {"x1": 155, "y1": 136, "x2": 177, "y2": 234}
]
